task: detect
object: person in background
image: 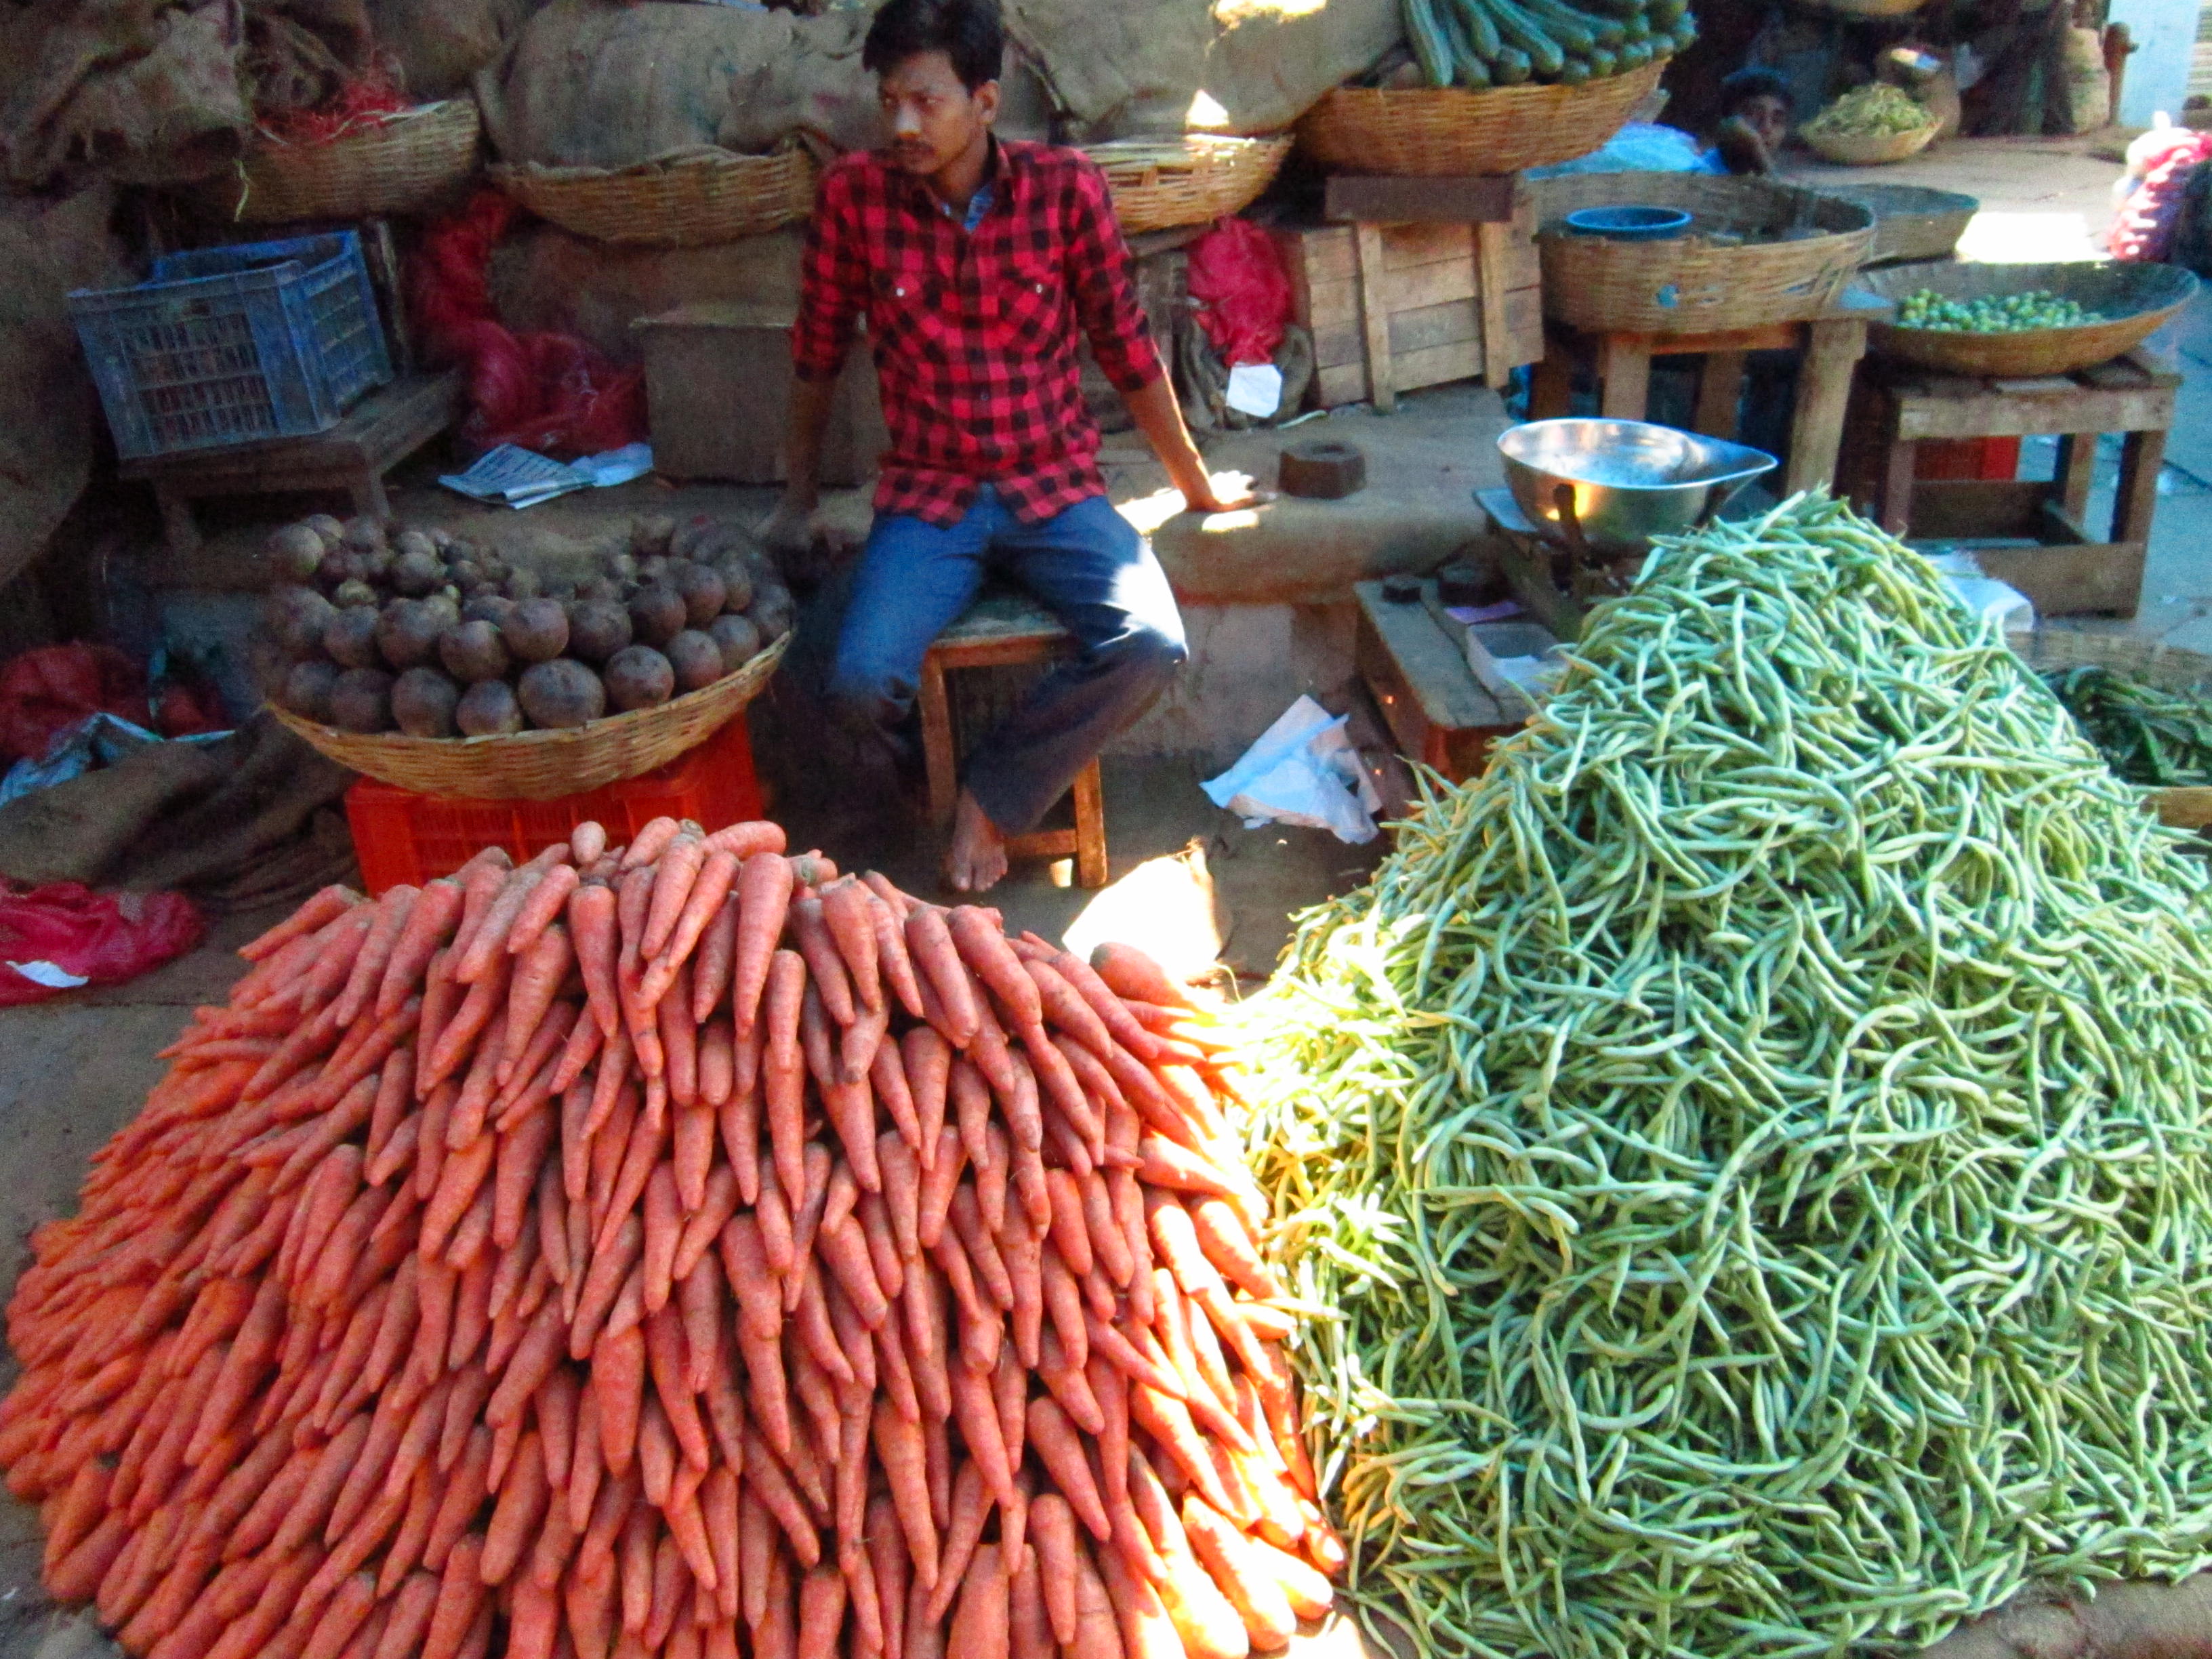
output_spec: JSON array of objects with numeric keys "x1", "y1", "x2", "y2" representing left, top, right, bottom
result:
[
  {"x1": 763, "y1": 0, "x2": 1256, "y2": 892},
  {"x1": 1706, "y1": 66, "x2": 1793, "y2": 174}
]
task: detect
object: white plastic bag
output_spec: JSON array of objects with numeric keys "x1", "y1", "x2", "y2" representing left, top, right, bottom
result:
[{"x1": 1201, "y1": 695, "x2": 1381, "y2": 844}]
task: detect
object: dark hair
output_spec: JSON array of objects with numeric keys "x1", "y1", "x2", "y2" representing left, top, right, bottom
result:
[
  {"x1": 863, "y1": 0, "x2": 1004, "y2": 92},
  {"x1": 1720, "y1": 66, "x2": 1790, "y2": 109}
]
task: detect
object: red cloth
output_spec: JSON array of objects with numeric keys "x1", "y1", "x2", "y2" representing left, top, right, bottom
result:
[
  {"x1": 1186, "y1": 218, "x2": 1292, "y2": 366},
  {"x1": 793, "y1": 139, "x2": 1164, "y2": 528},
  {"x1": 0, "y1": 644, "x2": 145, "y2": 764},
  {"x1": 411, "y1": 191, "x2": 647, "y2": 460},
  {"x1": 0, "y1": 882, "x2": 203, "y2": 1006}
]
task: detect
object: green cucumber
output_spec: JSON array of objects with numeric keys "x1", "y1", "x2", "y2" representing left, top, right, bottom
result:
[
  {"x1": 1404, "y1": 0, "x2": 1456, "y2": 87},
  {"x1": 1491, "y1": 43, "x2": 1533, "y2": 81},
  {"x1": 1616, "y1": 37, "x2": 1653, "y2": 65},
  {"x1": 1442, "y1": 0, "x2": 1507, "y2": 64},
  {"x1": 1483, "y1": 0, "x2": 1568, "y2": 77},
  {"x1": 1554, "y1": 54, "x2": 1594, "y2": 83},
  {"x1": 1515, "y1": 0, "x2": 1599, "y2": 58},
  {"x1": 1586, "y1": 44, "x2": 1620, "y2": 75}
]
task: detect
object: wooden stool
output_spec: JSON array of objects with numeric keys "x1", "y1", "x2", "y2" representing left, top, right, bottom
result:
[
  {"x1": 1528, "y1": 312, "x2": 1869, "y2": 493},
  {"x1": 1843, "y1": 348, "x2": 2178, "y2": 619},
  {"x1": 916, "y1": 590, "x2": 1109, "y2": 888},
  {"x1": 119, "y1": 369, "x2": 462, "y2": 553}
]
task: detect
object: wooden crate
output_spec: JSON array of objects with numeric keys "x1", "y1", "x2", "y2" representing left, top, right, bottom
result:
[{"x1": 1273, "y1": 189, "x2": 1542, "y2": 411}]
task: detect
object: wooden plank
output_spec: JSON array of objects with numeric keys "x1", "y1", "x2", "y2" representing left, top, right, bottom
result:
[
  {"x1": 1905, "y1": 478, "x2": 2051, "y2": 539},
  {"x1": 1892, "y1": 381, "x2": 2175, "y2": 440},
  {"x1": 1501, "y1": 286, "x2": 1543, "y2": 368},
  {"x1": 121, "y1": 371, "x2": 462, "y2": 480},
  {"x1": 1388, "y1": 299, "x2": 1480, "y2": 356},
  {"x1": 1969, "y1": 539, "x2": 2146, "y2": 619},
  {"x1": 1475, "y1": 220, "x2": 1513, "y2": 389},
  {"x1": 1315, "y1": 361, "x2": 1368, "y2": 407},
  {"x1": 1324, "y1": 174, "x2": 1515, "y2": 224},
  {"x1": 1310, "y1": 319, "x2": 1364, "y2": 373},
  {"x1": 1382, "y1": 258, "x2": 1479, "y2": 312},
  {"x1": 1354, "y1": 583, "x2": 1508, "y2": 732},
  {"x1": 2055, "y1": 432, "x2": 2097, "y2": 520},
  {"x1": 2150, "y1": 785, "x2": 2212, "y2": 829},
  {"x1": 2073, "y1": 359, "x2": 2150, "y2": 391},
  {"x1": 2113, "y1": 426, "x2": 2167, "y2": 550},
  {"x1": 1782, "y1": 317, "x2": 1866, "y2": 495},
  {"x1": 1354, "y1": 224, "x2": 1394, "y2": 412},
  {"x1": 1693, "y1": 350, "x2": 1744, "y2": 441},
  {"x1": 1379, "y1": 224, "x2": 1475, "y2": 270},
  {"x1": 1597, "y1": 335, "x2": 1651, "y2": 421},
  {"x1": 1391, "y1": 340, "x2": 1483, "y2": 392}
]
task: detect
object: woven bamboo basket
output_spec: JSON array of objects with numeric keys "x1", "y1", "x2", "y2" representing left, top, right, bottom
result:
[
  {"x1": 194, "y1": 98, "x2": 480, "y2": 224},
  {"x1": 267, "y1": 632, "x2": 788, "y2": 800},
  {"x1": 1297, "y1": 59, "x2": 1665, "y2": 178},
  {"x1": 2008, "y1": 628, "x2": 2212, "y2": 828},
  {"x1": 1824, "y1": 183, "x2": 1976, "y2": 264},
  {"x1": 1085, "y1": 136, "x2": 1292, "y2": 233},
  {"x1": 1804, "y1": 0, "x2": 1927, "y2": 16},
  {"x1": 491, "y1": 145, "x2": 817, "y2": 248},
  {"x1": 1534, "y1": 173, "x2": 1875, "y2": 331},
  {"x1": 1858, "y1": 259, "x2": 2198, "y2": 376},
  {"x1": 1803, "y1": 117, "x2": 1942, "y2": 166}
]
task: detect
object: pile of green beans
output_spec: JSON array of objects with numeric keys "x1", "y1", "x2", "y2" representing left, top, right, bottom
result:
[
  {"x1": 2039, "y1": 662, "x2": 2212, "y2": 785},
  {"x1": 1237, "y1": 493, "x2": 2212, "y2": 1659}
]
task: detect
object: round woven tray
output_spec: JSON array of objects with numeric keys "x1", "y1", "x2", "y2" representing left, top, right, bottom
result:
[
  {"x1": 268, "y1": 632, "x2": 788, "y2": 800},
  {"x1": 2009, "y1": 628, "x2": 2212, "y2": 828},
  {"x1": 492, "y1": 145, "x2": 817, "y2": 248},
  {"x1": 194, "y1": 98, "x2": 480, "y2": 224},
  {"x1": 1823, "y1": 182, "x2": 1976, "y2": 264},
  {"x1": 1803, "y1": 119, "x2": 1941, "y2": 166},
  {"x1": 1533, "y1": 172, "x2": 1875, "y2": 332},
  {"x1": 1858, "y1": 259, "x2": 2198, "y2": 377},
  {"x1": 1085, "y1": 136, "x2": 1292, "y2": 233},
  {"x1": 1298, "y1": 59, "x2": 1666, "y2": 178}
]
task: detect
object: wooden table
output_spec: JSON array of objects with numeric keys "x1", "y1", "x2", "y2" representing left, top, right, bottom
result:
[
  {"x1": 917, "y1": 590, "x2": 1108, "y2": 889},
  {"x1": 121, "y1": 369, "x2": 462, "y2": 552},
  {"x1": 1528, "y1": 311, "x2": 1870, "y2": 494},
  {"x1": 1846, "y1": 348, "x2": 2178, "y2": 618},
  {"x1": 1353, "y1": 577, "x2": 1528, "y2": 784}
]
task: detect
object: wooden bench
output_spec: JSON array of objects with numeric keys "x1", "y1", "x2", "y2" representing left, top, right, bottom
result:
[
  {"x1": 1843, "y1": 348, "x2": 2178, "y2": 619},
  {"x1": 120, "y1": 369, "x2": 462, "y2": 553},
  {"x1": 916, "y1": 590, "x2": 1108, "y2": 889}
]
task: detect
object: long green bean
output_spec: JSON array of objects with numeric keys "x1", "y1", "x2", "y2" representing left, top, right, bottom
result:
[{"x1": 1238, "y1": 493, "x2": 2212, "y2": 1659}]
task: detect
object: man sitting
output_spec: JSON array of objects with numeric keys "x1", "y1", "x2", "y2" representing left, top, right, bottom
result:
[{"x1": 765, "y1": 0, "x2": 1254, "y2": 892}]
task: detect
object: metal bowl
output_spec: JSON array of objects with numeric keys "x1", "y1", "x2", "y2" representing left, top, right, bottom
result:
[{"x1": 1498, "y1": 418, "x2": 1777, "y2": 558}]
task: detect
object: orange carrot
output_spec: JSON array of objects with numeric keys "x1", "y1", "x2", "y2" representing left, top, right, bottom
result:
[
  {"x1": 1088, "y1": 943, "x2": 1191, "y2": 1009},
  {"x1": 446, "y1": 857, "x2": 514, "y2": 966},
  {"x1": 420, "y1": 1533, "x2": 487, "y2": 1659},
  {"x1": 642, "y1": 833, "x2": 708, "y2": 959},
  {"x1": 506, "y1": 863, "x2": 581, "y2": 962},
  {"x1": 697, "y1": 1018, "x2": 735, "y2": 1109},
  {"x1": 872, "y1": 1400, "x2": 939, "y2": 1589},
  {"x1": 869, "y1": 890, "x2": 926, "y2": 1019},
  {"x1": 334, "y1": 885, "x2": 418, "y2": 1027},
  {"x1": 242, "y1": 884, "x2": 356, "y2": 960},
  {"x1": 1023, "y1": 1401, "x2": 1113, "y2": 1549},
  {"x1": 592, "y1": 1322, "x2": 647, "y2": 1478},
  {"x1": 1030, "y1": 1494, "x2": 1082, "y2": 1645},
  {"x1": 499, "y1": 925, "x2": 575, "y2": 1082},
  {"x1": 655, "y1": 846, "x2": 739, "y2": 981},
  {"x1": 787, "y1": 895, "x2": 853, "y2": 1025},
  {"x1": 621, "y1": 817, "x2": 683, "y2": 871},
  {"x1": 482, "y1": 1428, "x2": 550, "y2": 1584},
  {"x1": 570, "y1": 882, "x2": 623, "y2": 1038},
  {"x1": 569, "y1": 820, "x2": 609, "y2": 865},
  {"x1": 820, "y1": 878, "x2": 882, "y2": 1004},
  {"x1": 458, "y1": 867, "x2": 543, "y2": 984},
  {"x1": 743, "y1": 1427, "x2": 821, "y2": 1567},
  {"x1": 642, "y1": 1162, "x2": 682, "y2": 1313},
  {"x1": 762, "y1": 949, "x2": 808, "y2": 1202},
  {"x1": 904, "y1": 907, "x2": 979, "y2": 1043},
  {"x1": 730, "y1": 853, "x2": 795, "y2": 1033},
  {"x1": 948, "y1": 1544, "x2": 1009, "y2": 1659},
  {"x1": 689, "y1": 898, "x2": 740, "y2": 1026},
  {"x1": 701, "y1": 819, "x2": 787, "y2": 858},
  {"x1": 948, "y1": 907, "x2": 1042, "y2": 1027}
]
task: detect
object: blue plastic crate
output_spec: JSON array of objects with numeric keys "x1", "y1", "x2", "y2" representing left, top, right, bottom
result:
[{"x1": 68, "y1": 231, "x2": 392, "y2": 461}]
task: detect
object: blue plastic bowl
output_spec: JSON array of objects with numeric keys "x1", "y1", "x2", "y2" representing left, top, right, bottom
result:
[{"x1": 1563, "y1": 205, "x2": 1694, "y2": 241}]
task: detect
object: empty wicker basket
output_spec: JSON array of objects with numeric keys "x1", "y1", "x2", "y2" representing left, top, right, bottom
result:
[
  {"x1": 1824, "y1": 183, "x2": 1977, "y2": 264},
  {"x1": 1084, "y1": 136, "x2": 1291, "y2": 233},
  {"x1": 492, "y1": 145, "x2": 818, "y2": 249},
  {"x1": 193, "y1": 98, "x2": 480, "y2": 224},
  {"x1": 1858, "y1": 259, "x2": 2198, "y2": 376},
  {"x1": 1298, "y1": 60, "x2": 1666, "y2": 178},
  {"x1": 1534, "y1": 173, "x2": 1875, "y2": 332}
]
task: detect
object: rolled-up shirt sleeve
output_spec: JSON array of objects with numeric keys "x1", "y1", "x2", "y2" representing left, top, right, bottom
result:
[
  {"x1": 793, "y1": 163, "x2": 865, "y2": 384},
  {"x1": 1065, "y1": 157, "x2": 1162, "y2": 396}
]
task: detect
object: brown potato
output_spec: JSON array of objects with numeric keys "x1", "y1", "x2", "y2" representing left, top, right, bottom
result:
[
  {"x1": 438, "y1": 620, "x2": 512, "y2": 684},
  {"x1": 328, "y1": 668, "x2": 395, "y2": 733},
  {"x1": 664, "y1": 630, "x2": 724, "y2": 693},
  {"x1": 377, "y1": 599, "x2": 443, "y2": 671},
  {"x1": 267, "y1": 523, "x2": 325, "y2": 580},
  {"x1": 323, "y1": 607, "x2": 383, "y2": 670},
  {"x1": 628, "y1": 585, "x2": 687, "y2": 649},
  {"x1": 517, "y1": 659, "x2": 608, "y2": 730},
  {"x1": 671, "y1": 562, "x2": 727, "y2": 628},
  {"x1": 503, "y1": 597, "x2": 571, "y2": 663},
  {"x1": 706, "y1": 613, "x2": 761, "y2": 674},
  {"x1": 270, "y1": 586, "x2": 336, "y2": 658},
  {"x1": 567, "y1": 598, "x2": 632, "y2": 665},
  {"x1": 282, "y1": 658, "x2": 341, "y2": 722}
]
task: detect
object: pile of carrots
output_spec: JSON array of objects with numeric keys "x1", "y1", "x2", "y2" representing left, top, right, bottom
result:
[{"x1": 0, "y1": 818, "x2": 1340, "y2": 1659}]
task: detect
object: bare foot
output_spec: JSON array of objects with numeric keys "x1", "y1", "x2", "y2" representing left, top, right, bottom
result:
[{"x1": 946, "y1": 790, "x2": 1010, "y2": 893}]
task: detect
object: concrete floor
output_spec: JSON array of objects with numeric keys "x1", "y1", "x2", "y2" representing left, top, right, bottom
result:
[{"x1": 0, "y1": 127, "x2": 2197, "y2": 1659}]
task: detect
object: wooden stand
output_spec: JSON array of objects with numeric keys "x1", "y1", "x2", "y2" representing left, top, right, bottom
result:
[
  {"x1": 916, "y1": 591, "x2": 1108, "y2": 889},
  {"x1": 1273, "y1": 176, "x2": 1542, "y2": 411},
  {"x1": 1529, "y1": 314, "x2": 1868, "y2": 493},
  {"x1": 1844, "y1": 349, "x2": 2177, "y2": 619},
  {"x1": 1353, "y1": 577, "x2": 1525, "y2": 784},
  {"x1": 120, "y1": 370, "x2": 462, "y2": 554}
]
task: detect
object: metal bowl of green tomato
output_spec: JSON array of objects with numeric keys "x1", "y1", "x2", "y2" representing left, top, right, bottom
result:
[{"x1": 1854, "y1": 258, "x2": 2197, "y2": 377}]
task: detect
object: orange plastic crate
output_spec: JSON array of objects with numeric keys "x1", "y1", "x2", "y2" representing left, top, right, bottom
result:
[{"x1": 345, "y1": 715, "x2": 765, "y2": 895}]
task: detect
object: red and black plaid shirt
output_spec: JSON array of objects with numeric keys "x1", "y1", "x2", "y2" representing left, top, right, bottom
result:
[{"x1": 793, "y1": 138, "x2": 1164, "y2": 527}]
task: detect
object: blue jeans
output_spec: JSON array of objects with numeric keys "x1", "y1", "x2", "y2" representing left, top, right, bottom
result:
[{"x1": 828, "y1": 487, "x2": 1187, "y2": 835}]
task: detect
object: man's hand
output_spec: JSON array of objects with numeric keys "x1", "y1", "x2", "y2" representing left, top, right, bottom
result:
[{"x1": 1182, "y1": 470, "x2": 1271, "y2": 514}]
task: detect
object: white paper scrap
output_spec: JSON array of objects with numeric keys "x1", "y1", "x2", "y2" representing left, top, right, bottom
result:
[{"x1": 1225, "y1": 363, "x2": 1283, "y2": 419}]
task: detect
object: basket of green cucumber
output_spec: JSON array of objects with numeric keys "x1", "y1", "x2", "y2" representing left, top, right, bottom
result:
[
  {"x1": 1298, "y1": 0, "x2": 1690, "y2": 175},
  {"x1": 1534, "y1": 172, "x2": 1874, "y2": 331},
  {"x1": 1858, "y1": 258, "x2": 2198, "y2": 376}
]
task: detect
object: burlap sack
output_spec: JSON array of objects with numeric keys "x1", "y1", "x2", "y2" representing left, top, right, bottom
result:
[
  {"x1": 474, "y1": 0, "x2": 879, "y2": 169},
  {"x1": 365, "y1": 0, "x2": 538, "y2": 100},
  {"x1": 1004, "y1": 0, "x2": 1402, "y2": 138},
  {"x1": 0, "y1": 184, "x2": 127, "y2": 595}
]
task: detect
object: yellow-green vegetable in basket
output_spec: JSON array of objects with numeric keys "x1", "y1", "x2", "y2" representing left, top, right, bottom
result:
[
  {"x1": 1897, "y1": 287, "x2": 2104, "y2": 332},
  {"x1": 1803, "y1": 81, "x2": 1932, "y2": 138}
]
